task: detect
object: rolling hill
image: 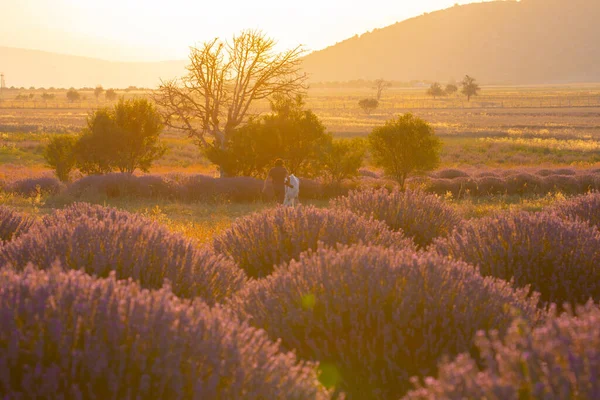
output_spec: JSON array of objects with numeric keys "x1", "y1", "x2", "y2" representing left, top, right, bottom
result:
[
  {"x1": 0, "y1": 47, "x2": 186, "y2": 89},
  {"x1": 302, "y1": 0, "x2": 600, "y2": 84},
  {"x1": 2, "y1": 0, "x2": 599, "y2": 87}
]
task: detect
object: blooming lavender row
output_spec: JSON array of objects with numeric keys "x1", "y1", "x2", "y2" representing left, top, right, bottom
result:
[
  {"x1": 405, "y1": 302, "x2": 600, "y2": 400},
  {"x1": 5, "y1": 176, "x2": 65, "y2": 196},
  {"x1": 229, "y1": 245, "x2": 541, "y2": 399},
  {"x1": 58, "y1": 173, "x2": 357, "y2": 202},
  {"x1": 0, "y1": 203, "x2": 246, "y2": 305},
  {"x1": 330, "y1": 188, "x2": 462, "y2": 247},
  {"x1": 433, "y1": 211, "x2": 600, "y2": 304},
  {"x1": 0, "y1": 267, "x2": 330, "y2": 399},
  {"x1": 0, "y1": 205, "x2": 36, "y2": 243},
  {"x1": 551, "y1": 191, "x2": 600, "y2": 230},
  {"x1": 213, "y1": 205, "x2": 415, "y2": 278},
  {"x1": 427, "y1": 172, "x2": 600, "y2": 197}
]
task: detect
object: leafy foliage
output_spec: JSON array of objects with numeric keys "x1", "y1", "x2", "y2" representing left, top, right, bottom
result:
[
  {"x1": 317, "y1": 137, "x2": 366, "y2": 184},
  {"x1": 461, "y1": 75, "x2": 480, "y2": 101},
  {"x1": 43, "y1": 134, "x2": 78, "y2": 182},
  {"x1": 204, "y1": 95, "x2": 328, "y2": 177},
  {"x1": 75, "y1": 98, "x2": 166, "y2": 174},
  {"x1": 230, "y1": 245, "x2": 540, "y2": 399},
  {"x1": 213, "y1": 205, "x2": 415, "y2": 278},
  {"x1": 369, "y1": 113, "x2": 441, "y2": 189},
  {"x1": 0, "y1": 267, "x2": 329, "y2": 399},
  {"x1": 445, "y1": 83, "x2": 458, "y2": 96},
  {"x1": 426, "y1": 82, "x2": 445, "y2": 98},
  {"x1": 358, "y1": 98, "x2": 379, "y2": 114},
  {"x1": 65, "y1": 88, "x2": 80, "y2": 102}
]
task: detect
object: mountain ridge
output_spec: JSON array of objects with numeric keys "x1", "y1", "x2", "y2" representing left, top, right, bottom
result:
[
  {"x1": 2, "y1": 0, "x2": 599, "y2": 87},
  {"x1": 301, "y1": 0, "x2": 600, "y2": 84},
  {"x1": 0, "y1": 46, "x2": 187, "y2": 88}
]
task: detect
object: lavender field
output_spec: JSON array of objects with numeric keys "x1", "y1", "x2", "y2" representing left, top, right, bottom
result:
[
  {"x1": 2, "y1": 187, "x2": 600, "y2": 398},
  {"x1": 2, "y1": 93, "x2": 600, "y2": 398}
]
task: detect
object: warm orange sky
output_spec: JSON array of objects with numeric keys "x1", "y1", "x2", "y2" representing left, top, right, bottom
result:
[{"x1": 2, "y1": 0, "x2": 488, "y2": 62}]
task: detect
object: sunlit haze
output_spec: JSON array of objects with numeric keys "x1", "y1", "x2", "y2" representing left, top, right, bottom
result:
[{"x1": 2, "y1": 0, "x2": 485, "y2": 61}]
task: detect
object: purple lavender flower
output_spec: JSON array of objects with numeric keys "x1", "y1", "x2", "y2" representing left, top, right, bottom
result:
[
  {"x1": 0, "y1": 267, "x2": 330, "y2": 399},
  {"x1": 229, "y1": 245, "x2": 540, "y2": 399}
]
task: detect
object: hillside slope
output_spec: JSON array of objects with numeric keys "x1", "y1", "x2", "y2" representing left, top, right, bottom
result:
[
  {"x1": 302, "y1": 0, "x2": 600, "y2": 84},
  {"x1": 0, "y1": 47, "x2": 186, "y2": 88}
]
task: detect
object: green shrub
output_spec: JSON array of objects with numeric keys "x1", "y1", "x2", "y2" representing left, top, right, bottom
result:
[
  {"x1": 44, "y1": 134, "x2": 78, "y2": 182},
  {"x1": 369, "y1": 113, "x2": 440, "y2": 189}
]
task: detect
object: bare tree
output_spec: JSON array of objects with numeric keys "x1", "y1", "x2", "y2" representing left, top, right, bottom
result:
[
  {"x1": 373, "y1": 78, "x2": 391, "y2": 101},
  {"x1": 155, "y1": 30, "x2": 307, "y2": 174}
]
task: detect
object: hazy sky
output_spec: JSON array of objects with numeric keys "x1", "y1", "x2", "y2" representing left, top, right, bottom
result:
[{"x1": 2, "y1": 0, "x2": 485, "y2": 62}]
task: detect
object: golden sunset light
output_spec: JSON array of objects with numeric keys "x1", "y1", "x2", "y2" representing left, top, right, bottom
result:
[{"x1": 2, "y1": 1, "x2": 600, "y2": 399}]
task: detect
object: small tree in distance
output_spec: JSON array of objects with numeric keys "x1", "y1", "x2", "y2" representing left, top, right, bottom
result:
[
  {"x1": 75, "y1": 98, "x2": 166, "y2": 174},
  {"x1": 66, "y1": 88, "x2": 81, "y2": 103},
  {"x1": 44, "y1": 134, "x2": 78, "y2": 182},
  {"x1": 105, "y1": 89, "x2": 118, "y2": 101},
  {"x1": 318, "y1": 137, "x2": 366, "y2": 184},
  {"x1": 445, "y1": 83, "x2": 458, "y2": 96},
  {"x1": 461, "y1": 75, "x2": 480, "y2": 101},
  {"x1": 368, "y1": 113, "x2": 441, "y2": 189},
  {"x1": 358, "y1": 98, "x2": 379, "y2": 115},
  {"x1": 427, "y1": 82, "x2": 445, "y2": 99},
  {"x1": 373, "y1": 78, "x2": 392, "y2": 101},
  {"x1": 94, "y1": 85, "x2": 104, "y2": 101}
]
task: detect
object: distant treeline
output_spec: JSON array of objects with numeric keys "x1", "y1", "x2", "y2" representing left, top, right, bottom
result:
[
  {"x1": 310, "y1": 79, "x2": 435, "y2": 89},
  {"x1": 1, "y1": 85, "x2": 150, "y2": 92}
]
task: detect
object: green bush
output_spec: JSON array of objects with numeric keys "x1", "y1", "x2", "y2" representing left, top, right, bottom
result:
[
  {"x1": 44, "y1": 134, "x2": 78, "y2": 182},
  {"x1": 205, "y1": 95, "x2": 328, "y2": 177},
  {"x1": 75, "y1": 98, "x2": 166, "y2": 174},
  {"x1": 318, "y1": 137, "x2": 366, "y2": 184},
  {"x1": 369, "y1": 113, "x2": 440, "y2": 189}
]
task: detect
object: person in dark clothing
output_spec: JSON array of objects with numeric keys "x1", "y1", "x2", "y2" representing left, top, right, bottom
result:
[{"x1": 263, "y1": 159, "x2": 289, "y2": 204}]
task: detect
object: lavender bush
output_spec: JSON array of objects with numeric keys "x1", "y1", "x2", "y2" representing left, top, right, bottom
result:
[
  {"x1": 424, "y1": 168, "x2": 600, "y2": 197},
  {"x1": 0, "y1": 203, "x2": 246, "y2": 305},
  {"x1": 64, "y1": 173, "x2": 176, "y2": 199},
  {"x1": 433, "y1": 169, "x2": 470, "y2": 179},
  {"x1": 0, "y1": 267, "x2": 329, "y2": 399},
  {"x1": 229, "y1": 245, "x2": 540, "y2": 399},
  {"x1": 405, "y1": 302, "x2": 600, "y2": 400},
  {"x1": 331, "y1": 188, "x2": 461, "y2": 247},
  {"x1": 213, "y1": 205, "x2": 414, "y2": 278},
  {"x1": 434, "y1": 211, "x2": 600, "y2": 304},
  {"x1": 0, "y1": 206, "x2": 36, "y2": 243},
  {"x1": 7, "y1": 176, "x2": 64, "y2": 196},
  {"x1": 174, "y1": 174, "x2": 264, "y2": 202},
  {"x1": 61, "y1": 173, "x2": 351, "y2": 203},
  {"x1": 552, "y1": 192, "x2": 600, "y2": 230}
]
